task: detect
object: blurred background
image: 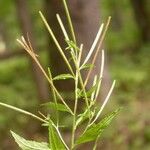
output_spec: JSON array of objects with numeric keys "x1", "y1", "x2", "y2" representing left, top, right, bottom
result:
[{"x1": 0, "y1": 0, "x2": 149, "y2": 149}]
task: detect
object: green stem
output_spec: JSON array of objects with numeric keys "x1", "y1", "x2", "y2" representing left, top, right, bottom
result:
[
  {"x1": 63, "y1": 0, "x2": 76, "y2": 44},
  {"x1": 39, "y1": 11, "x2": 74, "y2": 76},
  {"x1": 93, "y1": 135, "x2": 100, "y2": 150},
  {"x1": 0, "y1": 102, "x2": 47, "y2": 123},
  {"x1": 83, "y1": 16, "x2": 111, "y2": 88},
  {"x1": 27, "y1": 50, "x2": 74, "y2": 115},
  {"x1": 48, "y1": 68, "x2": 59, "y2": 127},
  {"x1": 56, "y1": 10, "x2": 89, "y2": 109},
  {"x1": 71, "y1": 69, "x2": 79, "y2": 149},
  {"x1": 70, "y1": 51, "x2": 89, "y2": 108}
]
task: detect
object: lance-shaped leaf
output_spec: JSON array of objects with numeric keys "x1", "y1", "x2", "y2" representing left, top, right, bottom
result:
[
  {"x1": 80, "y1": 63, "x2": 94, "y2": 70},
  {"x1": 75, "y1": 108, "x2": 121, "y2": 145},
  {"x1": 42, "y1": 102, "x2": 71, "y2": 113},
  {"x1": 53, "y1": 74, "x2": 74, "y2": 80},
  {"x1": 48, "y1": 121, "x2": 66, "y2": 150},
  {"x1": 11, "y1": 131, "x2": 50, "y2": 150},
  {"x1": 78, "y1": 81, "x2": 99, "y2": 98},
  {"x1": 65, "y1": 40, "x2": 80, "y2": 52},
  {"x1": 75, "y1": 109, "x2": 94, "y2": 128}
]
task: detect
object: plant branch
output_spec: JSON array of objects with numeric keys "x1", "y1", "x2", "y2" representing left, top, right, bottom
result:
[
  {"x1": 62, "y1": 0, "x2": 76, "y2": 44},
  {"x1": 17, "y1": 38, "x2": 74, "y2": 115},
  {"x1": 39, "y1": 11, "x2": 74, "y2": 76},
  {"x1": 83, "y1": 16, "x2": 111, "y2": 87},
  {"x1": 0, "y1": 102, "x2": 47, "y2": 123}
]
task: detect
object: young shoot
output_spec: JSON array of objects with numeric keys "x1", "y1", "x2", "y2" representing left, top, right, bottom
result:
[{"x1": 0, "y1": 0, "x2": 120, "y2": 150}]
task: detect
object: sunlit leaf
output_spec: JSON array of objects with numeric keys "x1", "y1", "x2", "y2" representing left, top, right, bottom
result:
[
  {"x1": 11, "y1": 131, "x2": 50, "y2": 150},
  {"x1": 75, "y1": 108, "x2": 121, "y2": 145},
  {"x1": 80, "y1": 63, "x2": 94, "y2": 70},
  {"x1": 65, "y1": 40, "x2": 80, "y2": 52},
  {"x1": 53, "y1": 74, "x2": 74, "y2": 80},
  {"x1": 48, "y1": 121, "x2": 66, "y2": 150}
]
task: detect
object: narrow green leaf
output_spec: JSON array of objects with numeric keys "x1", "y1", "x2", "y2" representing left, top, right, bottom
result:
[
  {"x1": 75, "y1": 109, "x2": 94, "y2": 128},
  {"x1": 65, "y1": 40, "x2": 80, "y2": 52},
  {"x1": 53, "y1": 74, "x2": 74, "y2": 80},
  {"x1": 42, "y1": 102, "x2": 71, "y2": 113},
  {"x1": 11, "y1": 131, "x2": 50, "y2": 150},
  {"x1": 78, "y1": 82, "x2": 99, "y2": 99},
  {"x1": 86, "y1": 82, "x2": 100, "y2": 98},
  {"x1": 77, "y1": 88, "x2": 82, "y2": 99},
  {"x1": 48, "y1": 121, "x2": 66, "y2": 150},
  {"x1": 75, "y1": 108, "x2": 121, "y2": 145},
  {"x1": 80, "y1": 63, "x2": 94, "y2": 70}
]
